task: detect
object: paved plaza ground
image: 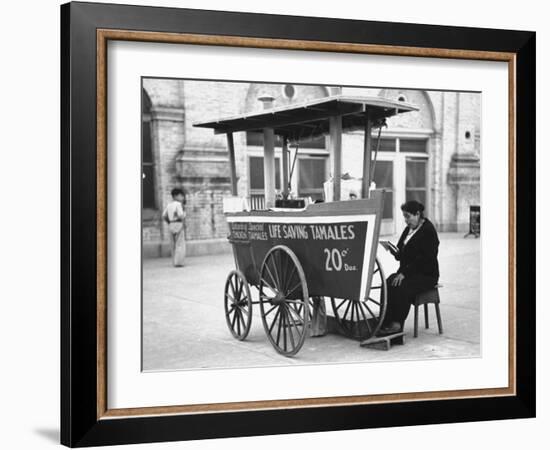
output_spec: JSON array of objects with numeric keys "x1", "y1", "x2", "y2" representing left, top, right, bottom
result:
[{"x1": 142, "y1": 233, "x2": 480, "y2": 371}]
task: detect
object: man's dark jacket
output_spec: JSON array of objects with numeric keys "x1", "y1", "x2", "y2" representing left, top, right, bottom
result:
[{"x1": 395, "y1": 218, "x2": 439, "y2": 280}]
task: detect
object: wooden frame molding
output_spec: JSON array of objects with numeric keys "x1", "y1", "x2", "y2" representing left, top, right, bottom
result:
[{"x1": 96, "y1": 29, "x2": 517, "y2": 420}]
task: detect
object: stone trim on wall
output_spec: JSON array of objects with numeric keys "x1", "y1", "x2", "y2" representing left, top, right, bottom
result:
[
  {"x1": 448, "y1": 153, "x2": 481, "y2": 185},
  {"x1": 151, "y1": 106, "x2": 185, "y2": 122},
  {"x1": 447, "y1": 152, "x2": 481, "y2": 232},
  {"x1": 176, "y1": 148, "x2": 233, "y2": 180}
]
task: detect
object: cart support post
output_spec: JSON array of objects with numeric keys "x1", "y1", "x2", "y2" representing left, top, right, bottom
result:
[
  {"x1": 329, "y1": 115, "x2": 342, "y2": 201},
  {"x1": 282, "y1": 137, "x2": 289, "y2": 198},
  {"x1": 226, "y1": 133, "x2": 238, "y2": 196},
  {"x1": 362, "y1": 111, "x2": 373, "y2": 199},
  {"x1": 263, "y1": 127, "x2": 276, "y2": 208}
]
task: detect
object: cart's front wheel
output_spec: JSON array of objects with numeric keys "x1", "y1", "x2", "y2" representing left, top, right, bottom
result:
[
  {"x1": 330, "y1": 257, "x2": 387, "y2": 340},
  {"x1": 259, "y1": 245, "x2": 309, "y2": 356},
  {"x1": 224, "y1": 270, "x2": 252, "y2": 341}
]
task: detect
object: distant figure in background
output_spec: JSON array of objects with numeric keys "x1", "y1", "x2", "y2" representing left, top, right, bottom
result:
[
  {"x1": 379, "y1": 200, "x2": 440, "y2": 335},
  {"x1": 162, "y1": 188, "x2": 187, "y2": 267}
]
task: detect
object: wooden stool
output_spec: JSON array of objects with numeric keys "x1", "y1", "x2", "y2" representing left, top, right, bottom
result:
[{"x1": 413, "y1": 285, "x2": 443, "y2": 338}]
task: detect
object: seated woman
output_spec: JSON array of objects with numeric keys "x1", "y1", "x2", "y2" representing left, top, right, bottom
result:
[{"x1": 379, "y1": 200, "x2": 440, "y2": 335}]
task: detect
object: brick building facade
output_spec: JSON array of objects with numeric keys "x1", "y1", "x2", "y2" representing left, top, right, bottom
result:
[{"x1": 142, "y1": 79, "x2": 480, "y2": 258}]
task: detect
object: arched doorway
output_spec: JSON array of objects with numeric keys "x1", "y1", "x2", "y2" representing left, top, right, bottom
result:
[{"x1": 142, "y1": 88, "x2": 156, "y2": 211}]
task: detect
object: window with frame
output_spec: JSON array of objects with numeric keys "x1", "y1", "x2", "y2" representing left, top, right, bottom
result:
[
  {"x1": 375, "y1": 137, "x2": 428, "y2": 153},
  {"x1": 400, "y1": 138, "x2": 428, "y2": 153},
  {"x1": 401, "y1": 139, "x2": 428, "y2": 206},
  {"x1": 373, "y1": 161, "x2": 394, "y2": 219},
  {"x1": 298, "y1": 156, "x2": 327, "y2": 201},
  {"x1": 249, "y1": 156, "x2": 281, "y2": 191},
  {"x1": 405, "y1": 158, "x2": 428, "y2": 206},
  {"x1": 377, "y1": 138, "x2": 397, "y2": 152},
  {"x1": 249, "y1": 156, "x2": 281, "y2": 209}
]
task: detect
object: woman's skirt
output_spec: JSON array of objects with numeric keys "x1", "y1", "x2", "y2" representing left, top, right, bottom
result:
[{"x1": 384, "y1": 273, "x2": 438, "y2": 327}]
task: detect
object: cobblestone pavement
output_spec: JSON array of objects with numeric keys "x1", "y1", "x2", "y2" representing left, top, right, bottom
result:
[{"x1": 142, "y1": 233, "x2": 480, "y2": 371}]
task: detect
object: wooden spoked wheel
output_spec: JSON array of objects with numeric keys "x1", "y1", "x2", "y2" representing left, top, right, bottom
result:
[
  {"x1": 330, "y1": 257, "x2": 387, "y2": 340},
  {"x1": 259, "y1": 245, "x2": 309, "y2": 356},
  {"x1": 224, "y1": 270, "x2": 253, "y2": 341}
]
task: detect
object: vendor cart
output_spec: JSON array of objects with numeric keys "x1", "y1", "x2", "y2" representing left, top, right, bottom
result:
[{"x1": 194, "y1": 95, "x2": 417, "y2": 356}]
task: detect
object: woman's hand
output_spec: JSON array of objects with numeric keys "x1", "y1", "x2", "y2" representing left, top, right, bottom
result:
[{"x1": 391, "y1": 273, "x2": 405, "y2": 287}]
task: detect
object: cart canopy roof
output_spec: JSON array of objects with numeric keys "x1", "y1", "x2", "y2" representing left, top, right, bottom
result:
[{"x1": 193, "y1": 95, "x2": 418, "y2": 142}]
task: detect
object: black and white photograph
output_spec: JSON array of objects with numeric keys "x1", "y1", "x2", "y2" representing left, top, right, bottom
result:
[{"x1": 141, "y1": 78, "x2": 481, "y2": 370}]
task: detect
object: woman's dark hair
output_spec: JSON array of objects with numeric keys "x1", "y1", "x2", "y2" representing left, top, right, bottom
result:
[{"x1": 401, "y1": 200, "x2": 425, "y2": 217}]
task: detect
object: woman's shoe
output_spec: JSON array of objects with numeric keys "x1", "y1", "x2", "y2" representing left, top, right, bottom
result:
[{"x1": 377, "y1": 322, "x2": 402, "y2": 336}]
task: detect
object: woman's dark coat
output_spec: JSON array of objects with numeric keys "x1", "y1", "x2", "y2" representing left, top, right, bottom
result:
[{"x1": 395, "y1": 218, "x2": 439, "y2": 281}]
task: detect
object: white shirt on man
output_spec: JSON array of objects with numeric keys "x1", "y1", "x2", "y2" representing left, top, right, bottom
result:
[{"x1": 162, "y1": 201, "x2": 185, "y2": 222}]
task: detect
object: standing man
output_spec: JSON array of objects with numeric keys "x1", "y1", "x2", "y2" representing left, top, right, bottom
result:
[{"x1": 162, "y1": 188, "x2": 187, "y2": 267}]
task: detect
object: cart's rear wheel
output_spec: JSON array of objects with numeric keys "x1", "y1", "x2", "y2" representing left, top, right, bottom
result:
[
  {"x1": 224, "y1": 270, "x2": 252, "y2": 341},
  {"x1": 259, "y1": 245, "x2": 309, "y2": 356},
  {"x1": 330, "y1": 257, "x2": 387, "y2": 340}
]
